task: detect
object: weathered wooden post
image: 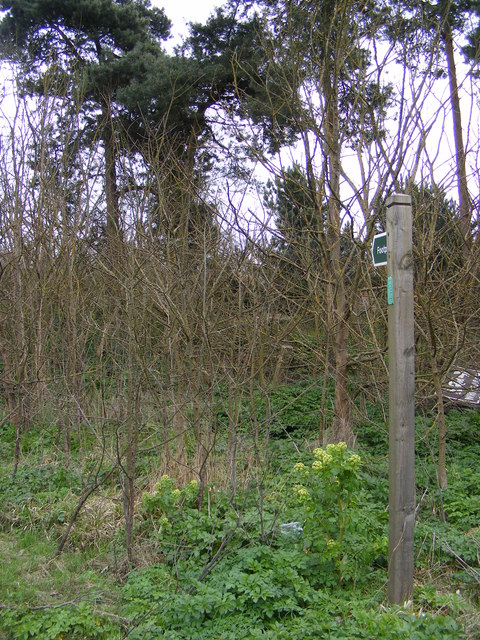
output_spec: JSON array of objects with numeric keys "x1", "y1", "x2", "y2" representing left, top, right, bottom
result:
[{"x1": 386, "y1": 193, "x2": 415, "y2": 605}]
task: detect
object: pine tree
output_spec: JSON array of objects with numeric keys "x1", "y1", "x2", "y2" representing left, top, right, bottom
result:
[{"x1": 0, "y1": 0, "x2": 171, "y2": 247}]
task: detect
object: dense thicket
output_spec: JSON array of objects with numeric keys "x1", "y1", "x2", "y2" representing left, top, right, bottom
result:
[{"x1": 0, "y1": 0, "x2": 479, "y2": 570}]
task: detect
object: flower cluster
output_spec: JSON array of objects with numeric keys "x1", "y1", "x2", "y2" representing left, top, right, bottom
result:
[
  {"x1": 312, "y1": 443, "x2": 361, "y2": 474},
  {"x1": 293, "y1": 484, "x2": 309, "y2": 502},
  {"x1": 291, "y1": 443, "x2": 362, "y2": 506},
  {"x1": 157, "y1": 514, "x2": 171, "y2": 534},
  {"x1": 183, "y1": 479, "x2": 200, "y2": 503},
  {"x1": 311, "y1": 453, "x2": 333, "y2": 473},
  {"x1": 313, "y1": 442, "x2": 348, "y2": 458},
  {"x1": 155, "y1": 474, "x2": 175, "y2": 493},
  {"x1": 348, "y1": 453, "x2": 361, "y2": 469},
  {"x1": 292, "y1": 462, "x2": 309, "y2": 478},
  {"x1": 140, "y1": 474, "x2": 200, "y2": 518}
]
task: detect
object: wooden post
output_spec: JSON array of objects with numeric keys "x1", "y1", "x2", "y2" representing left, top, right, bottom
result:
[{"x1": 386, "y1": 194, "x2": 415, "y2": 605}]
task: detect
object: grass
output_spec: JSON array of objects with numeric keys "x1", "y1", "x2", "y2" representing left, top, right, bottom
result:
[{"x1": 0, "y1": 530, "x2": 120, "y2": 608}]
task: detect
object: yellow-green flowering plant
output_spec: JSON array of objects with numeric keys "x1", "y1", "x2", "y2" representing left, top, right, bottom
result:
[
  {"x1": 140, "y1": 475, "x2": 200, "y2": 522},
  {"x1": 137, "y1": 476, "x2": 243, "y2": 564},
  {"x1": 291, "y1": 443, "x2": 364, "y2": 582}
]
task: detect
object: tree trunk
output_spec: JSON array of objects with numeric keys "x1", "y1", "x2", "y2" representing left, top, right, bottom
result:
[
  {"x1": 443, "y1": 22, "x2": 471, "y2": 239},
  {"x1": 102, "y1": 99, "x2": 121, "y2": 249},
  {"x1": 324, "y1": 72, "x2": 354, "y2": 446},
  {"x1": 11, "y1": 224, "x2": 29, "y2": 476},
  {"x1": 333, "y1": 304, "x2": 352, "y2": 444},
  {"x1": 124, "y1": 269, "x2": 140, "y2": 566},
  {"x1": 432, "y1": 363, "x2": 448, "y2": 489}
]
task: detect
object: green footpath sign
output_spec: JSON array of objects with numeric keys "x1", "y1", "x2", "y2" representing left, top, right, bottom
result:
[{"x1": 372, "y1": 232, "x2": 387, "y2": 267}]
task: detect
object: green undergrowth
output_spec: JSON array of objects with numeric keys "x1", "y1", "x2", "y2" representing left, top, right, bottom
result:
[
  {"x1": 215, "y1": 379, "x2": 334, "y2": 439},
  {"x1": 0, "y1": 531, "x2": 121, "y2": 639},
  {"x1": 122, "y1": 556, "x2": 463, "y2": 639},
  {"x1": 0, "y1": 397, "x2": 479, "y2": 638}
]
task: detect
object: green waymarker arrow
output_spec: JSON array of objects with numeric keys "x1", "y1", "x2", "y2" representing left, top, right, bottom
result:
[
  {"x1": 372, "y1": 232, "x2": 387, "y2": 267},
  {"x1": 387, "y1": 276, "x2": 393, "y2": 305}
]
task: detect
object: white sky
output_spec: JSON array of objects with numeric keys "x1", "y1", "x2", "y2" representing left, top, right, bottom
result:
[{"x1": 153, "y1": 0, "x2": 221, "y2": 46}]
